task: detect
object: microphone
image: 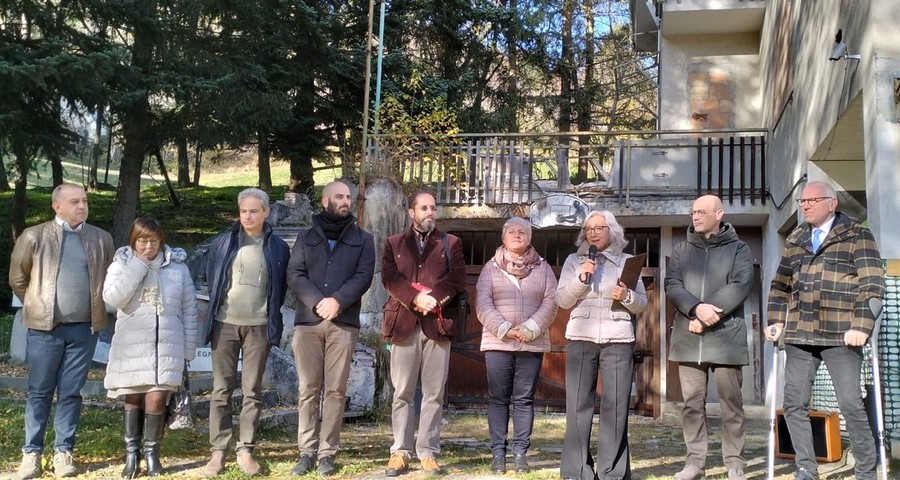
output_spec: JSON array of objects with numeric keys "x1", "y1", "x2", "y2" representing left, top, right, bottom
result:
[{"x1": 584, "y1": 245, "x2": 599, "y2": 284}]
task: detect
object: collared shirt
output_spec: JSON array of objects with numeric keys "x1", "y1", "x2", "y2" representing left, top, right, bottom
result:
[
  {"x1": 55, "y1": 216, "x2": 84, "y2": 232},
  {"x1": 814, "y1": 214, "x2": 836, "y2": 239}
]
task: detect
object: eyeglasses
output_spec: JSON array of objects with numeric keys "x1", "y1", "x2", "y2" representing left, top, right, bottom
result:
[
  {"x1": 797, "y1": 197, "x2": 833, "y2": 206},
  {"x1": 689, "y1": 209, "x2": 720, "y2": 217},
  {"x1": 582, "y1": 226, "x2": 609, "y2": 234},
  {"x1": 136, "y1": 238, "x2": 160, "y2": 247}
]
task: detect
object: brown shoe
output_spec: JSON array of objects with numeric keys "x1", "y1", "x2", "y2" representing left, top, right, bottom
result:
[
  {"x1": 385, "y1": 452, "x2": 409, "y2": 477},
  {"x1": 236, "y1": 450, "x2": 261, "y2": 476},
  {"x1": 202, "y1": 451, "x2": 226, "y2": 478},
  {"x1": 420, "y1": 456, "x2": 442, "y2": 475}
]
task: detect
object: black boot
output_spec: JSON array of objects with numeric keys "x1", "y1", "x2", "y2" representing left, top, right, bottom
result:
[
  {"x1": 143, "y1": 412, "x2": 166, "y2": 477},
  {"x1": 122, "y1": 409, "x2": 142, "y2": 479}
]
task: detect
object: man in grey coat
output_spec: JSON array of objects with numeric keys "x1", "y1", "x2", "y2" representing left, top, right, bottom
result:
[{"x1": 665, "y1": 195, "x2": 753, "y2": 480}]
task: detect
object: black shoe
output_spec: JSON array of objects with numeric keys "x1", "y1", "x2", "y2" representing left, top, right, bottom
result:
[
  {"x1": 490, "y1": 453, "x2": 506, "y2": 474},
  {"x1": 290, "y1": 454, "x2": 316, "y2": 476},
  {"x1": 317, "y1": 456, "x2": 336, "y2": 477},
  {"x1": 142, "y1": 412, "x2": 166, "y2": 477},
  {"x1": 513, "y1": 452, "x2": 528, "y2": 473},
  {"x1": 122, "y1": 409, "x2": 143, "y2": 479}
]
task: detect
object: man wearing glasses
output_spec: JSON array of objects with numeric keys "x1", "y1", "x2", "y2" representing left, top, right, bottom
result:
[
  {"x1": 665, "y1": 194, "x2": 753, "y2": 480},
  {"x1": 201, "y1": 188, "x2": 290, "y2": 477},
  {"x1": 766, "y1": 181, "x2": 883, "y2": 480}
]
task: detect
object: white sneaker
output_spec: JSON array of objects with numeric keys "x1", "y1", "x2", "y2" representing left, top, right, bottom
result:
[
  {"x1": 53, "y1": 450, "x2": 77, "y2": 478},
  {"x1": 17, "y1": 451, "x2": 42, "y2": 480}
]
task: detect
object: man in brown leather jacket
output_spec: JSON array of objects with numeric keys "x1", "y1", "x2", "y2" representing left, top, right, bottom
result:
[
  {"x1": 9, "y1": 184, "x2": 114, "y2": 479},
  {"x1": 381, "y1": 190, "x2": 467, "y2": 476}
]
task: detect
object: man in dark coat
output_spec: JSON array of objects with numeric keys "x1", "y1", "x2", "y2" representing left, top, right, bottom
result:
[
  {"x1": 381, "y1": 190, "x2": 467, "y2": 476},
  {"x1": 202, "y1": 188, "x2": 291, "y2": 477},
  {"x1": 665, "y1": 194, "x2": 753, "y2": 480},
  {"x1": 767, "y1": 181, "x2": 884, "y2": 480},
  {"x1": 286, "y1": 181, "x2": 375, "y2": 477}
]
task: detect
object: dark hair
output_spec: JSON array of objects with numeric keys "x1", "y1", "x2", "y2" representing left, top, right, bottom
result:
[
  {"x1": 407, "y1": 189, "x2": 436, "y2": 209},
  {"x1": 128, "y1": 217, "x2": 166, "y2": 248}
]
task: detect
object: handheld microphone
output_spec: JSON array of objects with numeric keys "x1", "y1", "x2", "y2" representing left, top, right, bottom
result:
[{"x1": 585, "y1": 245, "x2": 599, "y2": 284}]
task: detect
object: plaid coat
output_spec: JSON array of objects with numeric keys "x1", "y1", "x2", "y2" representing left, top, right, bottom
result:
[{"x1": 768, "y1": 212, "x2": 884, "y2": 346}]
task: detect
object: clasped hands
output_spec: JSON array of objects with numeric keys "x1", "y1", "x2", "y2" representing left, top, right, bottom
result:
[
  {"x1": 688, "y1": 303, "x2": 723, "y2": 334},
  {"x1": 413, "y1": 292, "x2": 439, "y2": 315},
  {"x1": 765, "y1": 323, "x2": 869, "y2": 346},
  {"x1": 315, "y1": 297, "x2": 341, "y2": 321}
]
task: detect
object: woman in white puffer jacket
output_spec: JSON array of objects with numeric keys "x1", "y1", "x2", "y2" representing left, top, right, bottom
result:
[{"x1": 103, "y1": 217, "x2": 198, "y2": 478}]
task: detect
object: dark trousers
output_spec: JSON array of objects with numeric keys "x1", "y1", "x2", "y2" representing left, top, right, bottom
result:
[
  {"x1": 678, "y1": 363, "x2": 745, "y2": 470},
  {"x1": 484, "y1": 350, "x2": 544, "y2": 455},
  {"x1": 783, "y1": 343, "x2": 876, "y2": 480},
  {"x1": 561, "y1": 341, "x2": 634, "y2": 480}
]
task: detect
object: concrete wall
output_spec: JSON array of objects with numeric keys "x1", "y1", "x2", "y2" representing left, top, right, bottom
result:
[{"x1": 659, "y1": 32, "x2": 762, "y2": 131}]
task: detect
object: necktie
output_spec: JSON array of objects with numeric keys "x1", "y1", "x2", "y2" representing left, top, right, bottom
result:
[{"x1": 812, "y1": 228, "x2": 823, "y2": 252}]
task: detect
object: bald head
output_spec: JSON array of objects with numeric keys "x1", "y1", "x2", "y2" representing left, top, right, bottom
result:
[
  {"x1": 691, "y1": 195, "x2": 725, "y2": 238},
  {"x1": 322, "y1": 181, "x2": 352, "y2": 217}
]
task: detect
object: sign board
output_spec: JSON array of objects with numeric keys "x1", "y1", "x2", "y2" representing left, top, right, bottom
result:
[
  {"x1": 530, "y1": 194, "x2": 591, "y2": 228},
  {"x1": 189, "y1": 347, "x2": 242, "y2": 372}
]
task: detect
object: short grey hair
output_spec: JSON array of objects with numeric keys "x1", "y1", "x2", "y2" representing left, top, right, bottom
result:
[
  {"x1": 237, "y1": 188, "x2": 270, "y2": 210},
  {"x1": 576, "y1": 210, "x2": 627, "y2": 254},
  {"x1": 805, "y1": 180, "x2": 837, "y2": 198},
  {"x1": 501, "y1": 217, "x2": 532, "y2": 243}
]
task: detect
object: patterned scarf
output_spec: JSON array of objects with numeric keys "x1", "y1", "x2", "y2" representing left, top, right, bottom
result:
[{"x1": 493, "y1": 245, "x2": 542, "y2": 279}]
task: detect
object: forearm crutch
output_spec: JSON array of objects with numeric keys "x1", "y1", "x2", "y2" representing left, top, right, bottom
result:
[
  {"x1": 767, "y1": 330, "x2": 781, "y2": 480},
  {"x1": 868, "y1": 297, "x2": 889, "y2": 480}
]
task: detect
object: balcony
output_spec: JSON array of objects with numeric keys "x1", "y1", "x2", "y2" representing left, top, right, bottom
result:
[
  {"x1": 364, "y1": 129, "x2": 767, "y2": 215},
  {"x1": 631, "y1": 0, "x2": 766, "y2": 52}
]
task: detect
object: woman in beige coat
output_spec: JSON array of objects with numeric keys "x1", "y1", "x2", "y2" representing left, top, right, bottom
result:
[{"x1": 475, "y1": 217, "x2": 558, "y2": 474}]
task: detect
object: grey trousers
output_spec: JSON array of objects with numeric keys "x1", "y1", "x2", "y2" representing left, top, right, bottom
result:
[
  {"x1": 678, "y1": 363, "x2": 746, "y2": 471},
  {"x1": 292, "y1": 321, "x2": 358, "y2": 458},
  {"x1": 389, "y1": 325, "x2": 451, "y2": 459},
  {"x1": 783, "y1": 344, "x2": 876, "y2": 480},
  {"x1": 561, "y1": 341, "x2": 634, "y2": 480},
  {"x1": 208, "y1": 321, "x2": 271, "y2": 453}
]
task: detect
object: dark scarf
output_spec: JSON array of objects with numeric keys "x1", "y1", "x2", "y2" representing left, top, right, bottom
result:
[{"x1": 314, "y1": 211, "x2": 355, "y2": 241}]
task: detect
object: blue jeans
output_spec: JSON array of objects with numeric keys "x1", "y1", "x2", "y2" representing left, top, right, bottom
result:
[
  {"x1": 783, "y1": 343, "x2": 876, "y2": 480},
  {"x1": 24, "y1": 323, "x2": 98, "y2": 453},
  {"x1": 485, "y1": 350, "x2": 544, "y2": 455}
]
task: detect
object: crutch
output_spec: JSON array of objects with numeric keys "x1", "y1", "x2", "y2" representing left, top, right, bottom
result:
[
  {"x1": 868, "y1": 297, "x2": 889, "y2": 480},
  {"x1": 767, "y1": 327, "x2": 782, "y2": 480}
]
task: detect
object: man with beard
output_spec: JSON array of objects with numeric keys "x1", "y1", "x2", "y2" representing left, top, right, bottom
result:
[
  {"x1": 285, "y1": 181, "x2": 376, "y2": 477},
  {"x1": 381, "y1": 190, "x2": 467, "y2": 476}
]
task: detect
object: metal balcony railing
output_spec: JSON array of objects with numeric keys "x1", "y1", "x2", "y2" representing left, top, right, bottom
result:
[{"x1": 365, "y1": 129, "x2": 767, "y2": 207}]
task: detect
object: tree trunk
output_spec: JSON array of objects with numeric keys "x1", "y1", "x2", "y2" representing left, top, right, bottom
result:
[
  {"x1": 193, "y1": 143, "x2": 202, "y2": 186},
  {"x1": 557, "y1": 0, "x2": 576, "y2": 188},
  {"x1": 176, "y1": 136, "x2": 190, "y2": 187},
  {"x1": 89, "y1": 107, "x2": 103, "y2": 190},
  {"x1": 288, "y1": 154, "x2": 314, "y2": 194},
  {"x1": 257, "y1": 130, "x2": 272, "y2": 191},
  {"x1": 114, "y1": 2, "x2": 155, "y2": 246},
  {"x1": 154, "y1": 147, "x2": 181, "y2": 207},
  {"x1": 104, "y1": 124, "x2": 112, "y2": 185},
  {"x1": 11, "y1": 144, "x2": 30, "y2": 238},
  {"x1": 575, "y1": 0, "x2": 594, "y2": 183},
  {"x1": 0, "y1": 141, "x2": 10, "y2": 192},
  {"x1": 505, "y1": 0, "x2": 520, "y2": 133}
]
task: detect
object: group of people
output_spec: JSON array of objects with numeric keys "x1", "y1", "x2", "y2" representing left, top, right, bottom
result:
[{"x1": 8, "y1": 179, "x2": 884, "y2": 480}]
